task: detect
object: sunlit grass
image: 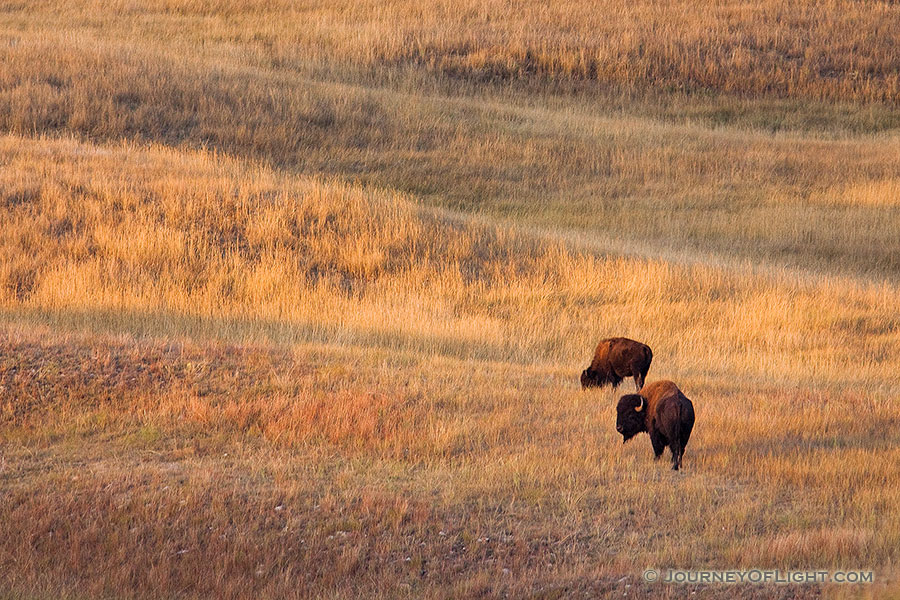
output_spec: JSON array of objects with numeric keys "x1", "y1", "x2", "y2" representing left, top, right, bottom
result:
[
  {"x1": 2, "y1": 14, "x2": 900, "y2": 277},
  {"x1": 1, "y1": 135, "x2": 899, "y2": 597},
  {"x1": 2, "y1": 135, "x2": 899, "y2": 384},
  {"x1": 2, "y1": 1, "x2": 900, "y2": 597}
]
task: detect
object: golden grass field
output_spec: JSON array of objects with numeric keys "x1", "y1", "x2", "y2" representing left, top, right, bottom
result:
[{"x1": 2, "y1": 1, "x2": 900, "y2": 598}]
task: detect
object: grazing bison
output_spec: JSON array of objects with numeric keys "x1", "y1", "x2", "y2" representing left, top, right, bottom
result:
[
  {"x1": 616, "y1": 380, "x2": 695, "y2": 471},
  {"x1": 581, "y1": 337, "x2": 652, "y2": 391}
]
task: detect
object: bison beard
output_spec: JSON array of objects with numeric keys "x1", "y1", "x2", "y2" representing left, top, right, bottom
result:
[
  {"x1": 615, "y1": 380, "x2": 695, "y2": 470},
  {"x1": 581, "y1": 337, "x2": 652, "y2": 391}
]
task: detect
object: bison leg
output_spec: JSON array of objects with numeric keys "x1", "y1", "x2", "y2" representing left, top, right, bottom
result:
[
  {"x1": 670, "y1": 439, "x2": 683, "y2": 471},
  {"x1": 631, "y1": 359, "x2": 647, "y2": 391},
  {"x1": 650, "y1": 432, "x2": 666, "y2": 460}
]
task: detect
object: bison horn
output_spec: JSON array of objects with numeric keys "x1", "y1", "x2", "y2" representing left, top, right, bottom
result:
[{"x1": 635, "y1": 397, "x2": 645, "y2": 412}]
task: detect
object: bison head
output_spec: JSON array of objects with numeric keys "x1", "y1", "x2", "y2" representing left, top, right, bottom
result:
[
  {"x1": 581, "y1": 368, "x2": 598, "y2": 388},
  {"x1": 581, "y1": 367, "x2": 622, "y2": 389},
  {"x1": 616, "y1": 394, "x2": 647, "y2": 442}
]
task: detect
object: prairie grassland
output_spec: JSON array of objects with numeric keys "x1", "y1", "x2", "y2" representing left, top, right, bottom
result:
[
  {"x1": 2, "y1": 329, "x2": 897, "y2": 599},
  {"x1": 2, "y1": 1, "x2": 900, "y2": 598},
  {"x1": 1, "y1": 135, "x2": 900, "y2": 598},
  {"x1": 6, "y1": 0, "x2": 900, "y2": 105},
  {"x1": 3, "y1": 28, "x2": 900, "y2": 278},
  {"x1": 3, "y1": 135, "x2": 899, "y2": 384}
]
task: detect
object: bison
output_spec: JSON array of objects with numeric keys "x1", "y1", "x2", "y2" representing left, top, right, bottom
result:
[
  {"x1": 581, "y1": 337, "x2": 652, "y2": 391},
  {"x1": 615, "y1": 380, "x2": 695, "y2": 470}
]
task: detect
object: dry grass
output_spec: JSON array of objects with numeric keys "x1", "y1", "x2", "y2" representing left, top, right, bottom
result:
[
  {"x1": 7, "y1": 0, "x2": 900, "y2": 105},
  {"x1": 2, "y1": 17, "x2": 900, "y2": 278},
  {"x1": 2, "y1": 327, "x2": 899, "y2": 599},
  {"x1": 1, "y1": 135, "x2": 899, "y2": 598},
  {"x1": 2, "y1": 1, "x2": 900, "y2": 598},
  {"x1": 2, "y1": 135, "x2": 899, "y2": 384}
]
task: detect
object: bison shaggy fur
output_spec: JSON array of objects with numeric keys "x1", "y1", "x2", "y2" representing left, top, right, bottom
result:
[
  {"x1": 616, "y1": 380, "x2": 695, "y2": 470},
  {"x1": 581, "y1": 337, "x2": 652, "y2": 391}
]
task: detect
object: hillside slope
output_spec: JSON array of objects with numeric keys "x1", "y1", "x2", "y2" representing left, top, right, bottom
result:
[
  {"x1": 3, "y1": 6, "x2": 900, "y2": 278},
  {"x1": 2, "y1": 135, "x2": 899, "y2": 598},
  {"x1": 3, "y1": 1, "x2": 900, "y2": 597}
]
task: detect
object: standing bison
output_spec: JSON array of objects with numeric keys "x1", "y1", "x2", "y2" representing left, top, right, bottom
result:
[
  {"x1": 616, "y1": 380, "x2": 695, "y2": 470},
  {"x1": 581, "y1": 337, "x2": 652, "y2": 391}
]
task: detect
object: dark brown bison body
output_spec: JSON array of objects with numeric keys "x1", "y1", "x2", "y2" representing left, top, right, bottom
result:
[
  {"x1": 616, "y1": 380, "x2": 695, "y2": 470},
  {"x1": 581, "y1": 337, "x2": 652, "y2": 391}
]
